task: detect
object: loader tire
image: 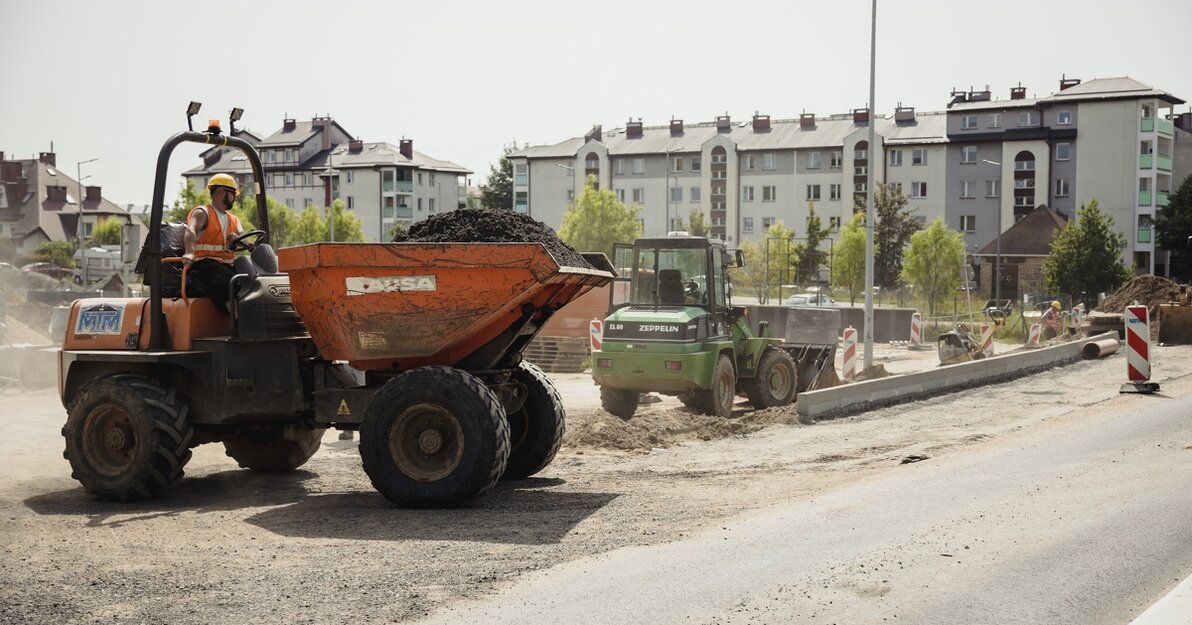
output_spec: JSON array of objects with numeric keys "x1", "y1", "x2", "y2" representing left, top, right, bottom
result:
[
  {"x1": 223, "y1": 426, "x2": 326, "y2": 473},
  {"x1": 503, "y1": 362, "x2": 565, "y2": 480},
  {"x1": 693, "y1": 353, "x2": 735, "y2": 418},
  {"x1": 359, "y1": 366, "x2": 509, "y2": 508},
  {"x1": 743, "y1": 348, "x2": 798, "y2": 409},
  {"x1": 62, "y1": 374, "x2": 193, "y2": 502},
  {"x1": 600, "y1": 386, "x2": 639, "y2": 420}
]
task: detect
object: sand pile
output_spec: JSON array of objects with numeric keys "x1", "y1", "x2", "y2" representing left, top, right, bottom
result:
[
  {"x1": 1095, "y1": 275, "x2": 1181, "y2": 314},
  {"x1": 392, "y1": 209, "x2": 591, "y2": 269}
]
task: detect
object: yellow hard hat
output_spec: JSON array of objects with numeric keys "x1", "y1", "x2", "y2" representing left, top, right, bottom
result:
[
  {"x1": 1051, "y1": 300, "x2": 1061, "y2": 309},
  {"x1": 207, "y1": 173, "x2": 239, "y2": 196}
]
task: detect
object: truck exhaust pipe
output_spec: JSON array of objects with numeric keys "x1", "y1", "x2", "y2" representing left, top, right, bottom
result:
[{"x1": 1081, "y1": 338, "x2": 1119, "y2": 360}]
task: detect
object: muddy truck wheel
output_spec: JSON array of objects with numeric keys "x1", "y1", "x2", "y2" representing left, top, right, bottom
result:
[
  {"x1": 743, "y1": 348, "x2": 798, "y2": 409},
  {"x1": 62, "y1": 374, "x2": 194, "y2": 502},
  {"x1": 502, "y1": 362, "x2": 565, "y2": 480},
  {"x1": 600, "y1": 386, "x2": 639, "y2": 420},
  {"x1": 359, "y1": 366, "x2": 509, "y2": 508},
  {"x1": 223, "y1": 426, "x2": 326, "y2": 473},
  {"x1": 694, "y1": 353, "x2": 735, "y2": 418}
]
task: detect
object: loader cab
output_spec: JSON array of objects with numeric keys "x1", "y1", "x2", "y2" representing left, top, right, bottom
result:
[{"x1": 610, "y1": 235, "x2": 738, "y2": 314}]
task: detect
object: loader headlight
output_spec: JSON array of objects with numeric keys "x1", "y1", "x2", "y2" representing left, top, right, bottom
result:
[{"x1": 597, "y1": 358, "x2": 614, "y2": 368}]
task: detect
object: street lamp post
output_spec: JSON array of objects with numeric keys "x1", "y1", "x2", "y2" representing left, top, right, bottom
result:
[
  {"x1": 76, "y1": 158, "x2": 98, "y2": 286},
  {"x1": 982, "y1": 159, "x2": 1003, "y2": 304},
  {"x1": 862, "y1": 0, "x2": 877, "y2": 369}
]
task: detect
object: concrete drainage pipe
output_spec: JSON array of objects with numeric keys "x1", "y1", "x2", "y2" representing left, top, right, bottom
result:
[{"x1": 1081, "y1": 338, "x2": 1120, "y2": 360}]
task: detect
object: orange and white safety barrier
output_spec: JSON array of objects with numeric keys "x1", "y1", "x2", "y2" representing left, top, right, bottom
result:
[
  {"x1": 909, "y1": 312, "x2": 924, "y2": 349},
  {"x1": 980, "y1": 322, "x2": 994, "y2": 357},
  {"x1": 1121, "y1": 304, "x2": 1159, "y2": 393},
  {"x1": 1071, "y1": 306, "x2": 1083, "y2": 329},
  {"x1": 589, "y1": 319, "x2": 603, "y2": 353},
  {"x1": 1027, "y1": 323, "x2": 1041, "y2": 347},
  {"x1": 842, "y1": 326, "x2": 857, "y2": 382}
]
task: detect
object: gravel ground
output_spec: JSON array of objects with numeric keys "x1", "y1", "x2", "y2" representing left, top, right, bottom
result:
[{"x1": 2, "y1": 343, "x2": 1189, "y2": 625}]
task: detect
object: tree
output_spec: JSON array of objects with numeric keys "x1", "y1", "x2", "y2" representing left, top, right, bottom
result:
[
  {"x1": 762, "y1": 220, "x2": 798, "y2": 294},
  {"x1": 858, "y1": 185, "x2": 921, "y2": 288},
  {"x1": 557, "y1": 175, "x2": 642, "y2": 258},
  {"x1": 88, "y1": 217, "x2": 123, "y2": 246},
  {"x1": 22, "y1": 240, "x2": 76, "y2": 268},
  {"x1": 793, "y1": 203, "x2": 831, "y2": 285},
  {"x1": 1154, "y1": 173, "x2": 1192, "y2": 274},
  {"x1": 832, "y1": 213, "x2": 869, "y2": 305},
  {"x1": 735, "y1": 240, "x2": 772, "y2": 302},
  {"x1": 235, "y1": 194, "x2": 294, "y2": 245},
  {"x1": 1043, "y1": 199, "x2": 1131, "y2": 306},
  {"x1": 901, "y1": 218, "x2": 966, "y2": 315},
  {"x1": 479, "y1": 142, "x2": 518, "y2": 210},
  {"x1": 168, "y1": 179, "x2": 209, "y2": 223},
  {"x1": 325, "y1": 198, "x2": 365, "y2": 242},
  {"x1": 291, "y1": 206, "x2": 327, "y2": 244},
  {"x1": 675, "y1": 209, "x2": 711, "y2": 238}
]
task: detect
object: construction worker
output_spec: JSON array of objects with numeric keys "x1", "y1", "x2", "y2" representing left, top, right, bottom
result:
[
  {"x1": 1042, "y1": 300, "x2": 1062, "y2": 340},
  {"x1": 182, "y1": 173, "x2": 244, "y2": 314}
]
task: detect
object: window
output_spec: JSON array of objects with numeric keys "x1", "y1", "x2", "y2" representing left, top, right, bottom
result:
[
  {"x1": 285, "y1": 198, "x2": 295, "y2": 209},
  {"x1": 830, "y1": 183, "x2": 841, "y2": 201},
  {"x1": 986, "y1": 179, "x2": 1000, "y2": 197},
  {"x1": 960, "y1": 215, "x2": 976, "y2": 233},
  {"x1": 616, "y1": 189, "x2": 625, "y2": 203},
  {"x1": 346, "y1": 196, "x2": 353, "y2": 209},
  {"x1": 1057, "y1": 111, "x2": 1072, "y2": 125},
  {"x1": 267, "y1": 151, "x2": 276, "y2": 163},
  {"x1": 429, "y1": 198, "x2": 436, "y2": 212},
  {"x1": 854, "y1": 182, "x2": 867, "y2": 193},
  {"x1": 962, "y1": 146, "x2": 977, "y2": 163},
  {"x1": 854, "y1": 147, "x2": 868, "y2": 160},
  {"x1": 304, "y1": 198, "x2": 314, "y2": 207},
  {"x1": 855, "y1": 166, "x2": 868, "y2": 176},
  {"x1": 690, "y1": 187, "x2": 700, "y2": 202},
  {"x1": 889, "y1": 149, "x2": 903, "y2": 166},
  {"x1": 742, "y1": 186, "x2": 754, "y2": 201},
  {"x1": 273, "y1": 174, "x2": 285, "y2": 188},
  {"x1": 670, "y1": 187, "x2": 683, "y2": 203},
  {"x1": 962, "y1": 115, "x2": 978, "y2": 129},
  {"x1": 711, "y1": 152, "x2": 726, "y2": 164},
  {"x1": 888, "y1": 182, "x2": 903, "y2": 194},
  {"x1": 1055, "y1": 178, "x2": 1070, "y2": 197},
  {"x1": 762, "y1": 217, "x2": 776, "y2": 229},
  {"x1": 285, "y1": 173, "x2": 293, "y2": 186},
  {"x1": 303, "y1": 173, "x2": 313, "y2": 186},
  {"x1": 763, "y1": 153, "x2": 776, "y2": 170},
  {"x1": 743, "y1": 217, "x2": 754, "y2": 234},
  {"x1": 632, "y1": 158, "x2": 644, "y2": 174},
  {"x1": 514, "y1": 164, "x2": 528, "y2": 186},
  {"x1": 960, "y1": 180, "x2": 975, "y2": 198},
  {"x1": 692, "y1": 157, "x2": 701, "y2": 172},
  {"x1": 830, "y1": 151, "x2": 843, "y2": 168},
  {"x1": 763, "y1": 186, "x2": 777, "y2": 201},
  {"x1": 1018, "y1": 111, "x2": 1040, "y2": 127},
  {"x1": 615, "y1": 160, "x2": 624, "y2": 175},
  {"x1": 346, "y1": 170, "x2": 354, "y2": 183},
  {"x1": 808, "y1": 152, "x2": 822, "y2": 169},
  {"x1": 632, "y1": 188, "x2": 644, "y2": 203},
  {"x1": 417, "y1": 198, "x2": 423, "y2": 211},
  {"x1": 711, "y1": 170, "x2": 727, "y2": 180},
  {"x1": 987, "y1": 113, "x2": 1001, "y2": 128},
  {"x1": 911, "y1": 182, "x2": 927, "y2": 198},
  {"x1": 566, "y1": 189, "x2": 574, "y2": 201},
  {"x1": 745, "y1": 155, "x2": 755, "y2": 170},
  {"x1": 672, "y1": 157, "x2": 683, "y2": 172},
  {"x1": 418, "y1": 172, "x2": 424, "y2": 185},
  {"x1": 829, "y1": 216, "x2": 841, "y2": 230},
  {"x1": 807, "y1": 184, "x2": 821, "y2": 201},
  {"x1": 1056, "y1": 143, "x2": 1071, "y2": 161},
  {"x1": 912, "y1": 149, "x2": 927, "y2": 165}
]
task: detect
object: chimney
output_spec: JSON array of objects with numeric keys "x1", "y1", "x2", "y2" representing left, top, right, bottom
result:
[
  {"x1": 39, "y1": 152, "x2": 56, "y2": 167},
  {"x1": 799, "y1": 113, "x2": 816, "y2": 129},
  {"x1": 715, "y1": 114, "x2": 731, "y2": 132},
  {"x1": 47, "y1": 185, "x2": 67, "y2": 201},
  {"x1": 0, "y1": 161, "x2": 20, "y2": 182},
  {"x1": 948, "y1": 88, "x2": 967, "y2": 108},
  {"x1": 852, "y1": 107, "x2": 870, "y2": 124},
  {"x1": 283, "y1": 118, "x2": 297, "y2": 131},
  {"x1": 1059, "y1": 76, "x2": 1081, "y2": 91},
  {"x1": 86, "y1": 185, "x2": 101, "y2": 201},
  {"x1": 894, "y1": 105, "x2": 915, "y2": 123},
  {"x1": 626, "y1": 118, "x2": 643, "y2": 138},
  {"x1": 670, "y1": 119, "x2": 684, "y2": 136},
  {"x1": 1010, "y1": 85, "x2": 1027, "y2": 100},
  {"x1": 751, "y1": 113, "x2": 771, "y2": 131},
  {"x1": 203, "y1": 150, "x2": 221, "y2": 167},
  {"x1": 312, "y1": 116, "x2": 333, "y2": 150},
  {"x1": 349, "y1": 139, "x2": 364, "y2": 153},
  {"x1": 399, "y1": 139, "x2": 413, "y2": 159},
  {"x1": 968, "y1": 87, "x2": 991, "y2": 102},
  {"x1": 585, "y1": 125, "x2": 602, "y2": 143}
]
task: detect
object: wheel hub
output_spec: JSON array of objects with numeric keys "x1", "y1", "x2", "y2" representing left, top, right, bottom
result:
[
  {"x1": 417, "y1": 429, "x2": 443, "y2": 454},
  {"x1": 104, "y1": 427, "x2": 130, "y2": 452},
  {"x1": 390, "y1": 403, "x2": 465, "y2": 482}
]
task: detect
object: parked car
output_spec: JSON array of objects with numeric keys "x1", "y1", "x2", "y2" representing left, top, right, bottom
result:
[
  {"x1": 783, "y1": 292, "x2": 838, "y2": 307},
  {"x1": 21, "y1": 262, "x2": 72, "y2": 280}
]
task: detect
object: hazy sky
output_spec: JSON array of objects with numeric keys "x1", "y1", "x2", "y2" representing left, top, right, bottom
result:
[{"x1": 3, "y1": 0, "x2": 1190, "y2": 208}]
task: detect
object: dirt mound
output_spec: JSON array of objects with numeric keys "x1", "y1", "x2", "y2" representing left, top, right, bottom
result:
[
  {"x1": 564, "y1": 404, "x2": 802, "y2": 452},
  {"x1": 1095, "y1": 275, "x2": 1181, "y2": 314},
  {"x1": 854, "y1": 364, "x2": 890, "y2": 382},
  {"x1": 392, "y1": 209, "x2": 591, "y2": 269}
]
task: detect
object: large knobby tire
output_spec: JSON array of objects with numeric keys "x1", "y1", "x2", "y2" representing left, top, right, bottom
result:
[
  {"x1": 503, "y1": 362, "x2": 565, "y2": 480},
  {"x1": 600, "y1": 386, "x2": 639, "y2": 420},
  {"x1": 359, "y1": 366, "x2": 509, "y2": 508},
  {"x1": 694, "y1": 353, "x2": 736, "y2": 418},
  {"x1": 223, "y1": 426, "x2": 327, "y2": 473},
  {"x1": 743, "y1": 348, "x2": 798, "y2": 409},
  {"x1": 62, "y1": 374, "x2": 193, "y2": 502}
]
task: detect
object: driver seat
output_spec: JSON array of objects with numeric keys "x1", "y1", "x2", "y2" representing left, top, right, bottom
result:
[
  {"x1": 658, "y1": 269, "x2": 685, "y2": 305},
  {"x1": 230, "y1": 242, "x2": 307, "y2": 340}
]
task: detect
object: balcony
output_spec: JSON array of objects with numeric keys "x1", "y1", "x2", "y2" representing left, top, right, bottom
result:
[
  {"x1": 1139, "y1": 191, "x2": 1152, "y2": 206},
  {"x1": 1157, "y1": 154, "x2": 1172, "y2": 172},
  {"x1": 1137, "y1": 227, "x2": 1151, "y2": 244},
  {"x1": 1141, "y1": 117, "x2": 1154, "y2": 132},
  {"x1": 1140, "y1": 154, "x2": 1153, "y2": 169},
  {"x1": 396, "y1": 205, "x2": 413, "y2": 220},
  {"x1": 1157, "y1": 191, "x2": 1170, "y2": 207}
]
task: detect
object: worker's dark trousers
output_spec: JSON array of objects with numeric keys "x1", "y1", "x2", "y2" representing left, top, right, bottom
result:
[{"x1": 188, "y1": 258, "x2": 235, "y2": 314}]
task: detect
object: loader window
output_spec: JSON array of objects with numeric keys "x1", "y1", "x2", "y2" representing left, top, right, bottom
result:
[{"x1": 629, "y1": 246, "x2": 709, "y2": 306}]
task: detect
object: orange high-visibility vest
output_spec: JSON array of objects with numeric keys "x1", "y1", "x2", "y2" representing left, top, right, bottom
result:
[{"x1": 188, "y1": 205, "x2": 241, "y2": 264}]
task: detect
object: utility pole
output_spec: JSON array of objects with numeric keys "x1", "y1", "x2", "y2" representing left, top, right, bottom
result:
[
  {"x1": 76, "y1": 158, "x2": 98, "y2": 287},
  {"x1": 862, "y1": 0, "x2": 877, "y2": 369}
]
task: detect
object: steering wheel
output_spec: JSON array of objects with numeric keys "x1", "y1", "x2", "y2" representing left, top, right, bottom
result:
[
  {"x1": 228, "y1": 229, "x2": 267, "y2": 252},
  {"x1": 684, "y1": 280, "x2": 699, "y2": 296}
]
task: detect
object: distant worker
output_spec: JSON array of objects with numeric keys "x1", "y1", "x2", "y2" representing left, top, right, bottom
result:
[
  {"x1": 182, "y1": 173, "x2": 244, "y2": 314},
  {"x1": 1042, "y1": 300, "x2": 1062, "y2": 340}
]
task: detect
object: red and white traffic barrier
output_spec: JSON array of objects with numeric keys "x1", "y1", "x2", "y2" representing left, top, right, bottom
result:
[
  {"x1": 842, "y1": 326, "x2": 857, "y2": 382},
  {"x1": 1071, "y1": 306, "x2": 1083, "y2": 328},
  {"x1": 980, "y1": 322, "x2": 994, "y2": 357},
  {"x1": 589, "y1": 319, "x2": 603, "y2": 353},
  {"x1": 909, "y1": 312, "x2": 924, "y2": 349},
  {"x1": 1121, "y1": 304, "x2": 1159, "y2": 393},
  {"x1": 1027, "y1": 323, "x2": 1041, "y2": 347}
]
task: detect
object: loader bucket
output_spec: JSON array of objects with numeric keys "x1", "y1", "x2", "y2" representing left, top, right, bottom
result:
[
  {"x1": 278, "y1": 242, "x2": 614, "y2": 371},
  {"x1": 1158, "y1": 303, "x2": 1192, "y2": 345}
]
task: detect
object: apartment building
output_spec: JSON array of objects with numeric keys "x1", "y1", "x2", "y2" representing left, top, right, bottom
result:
[
  {"x1": 508, "y1": 111, "x2": 949, "y2": 245},
  {"x1": 184, "y1": 116, "x2": 470, "y2": 242}
]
